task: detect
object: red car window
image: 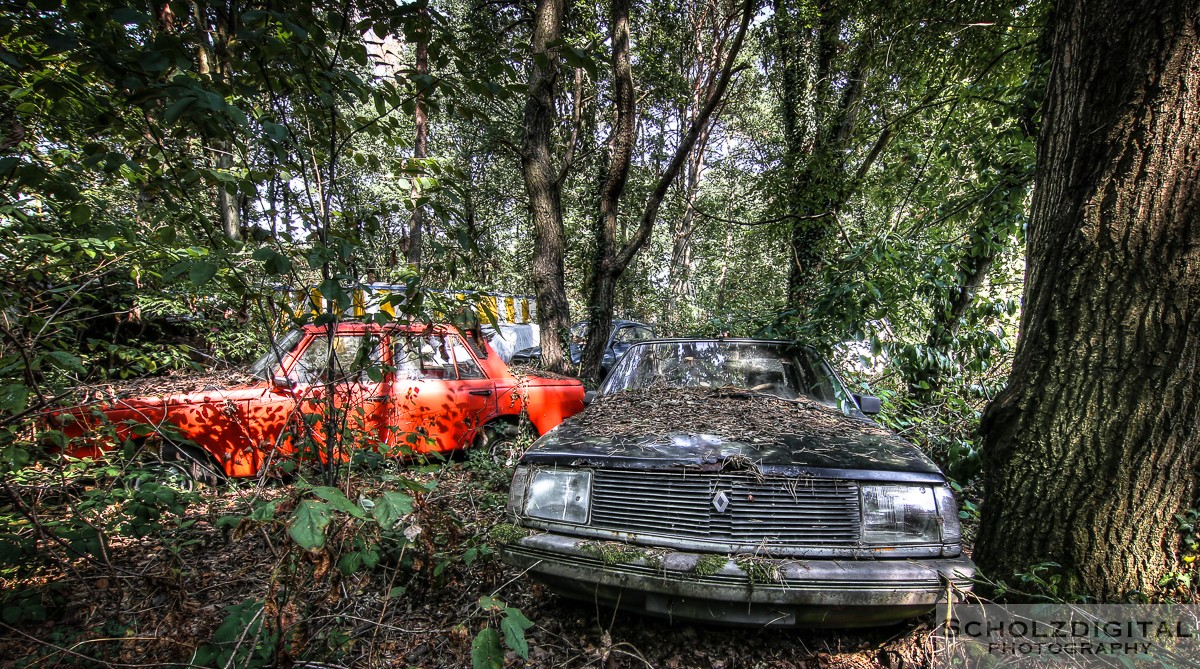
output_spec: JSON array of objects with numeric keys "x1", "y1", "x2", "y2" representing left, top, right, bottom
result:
[
  {"x1": 292, "y1": 334, "x2": 381, "y2": 384},
  {"x1": 449, "y1": 336, "x2": 486, "y2": 379},
  {"x1": 394, "y1": 335, "x2": 456, "y2": 380}
]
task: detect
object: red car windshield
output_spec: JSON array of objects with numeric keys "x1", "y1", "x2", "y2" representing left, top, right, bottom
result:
[{"x1": 249, "y1": 329, "x2": 305, "y2": 380}]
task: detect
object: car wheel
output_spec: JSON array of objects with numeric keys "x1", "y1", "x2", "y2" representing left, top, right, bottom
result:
[
  {"x1": 475, "y1": 419, "x2": 535, "y2": 463},
  {"x1": 133, "y1": 443, "x2": 224, "y2": 491},
  {"x1": 131, "y1": 459, "x2": 196, "y2": 492}
]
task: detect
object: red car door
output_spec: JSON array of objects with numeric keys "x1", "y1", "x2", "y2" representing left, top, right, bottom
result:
[
  {"x1": 288, "y1": 329, "x2": 389, "y2": 461},
  {"x1": 388, "y1": 332, "x2": 495, "y2": 454}
]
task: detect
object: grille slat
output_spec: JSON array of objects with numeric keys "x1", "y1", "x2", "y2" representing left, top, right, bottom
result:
[{"x1": 590, "y1": 471, "x2": 861, "y2": 547}]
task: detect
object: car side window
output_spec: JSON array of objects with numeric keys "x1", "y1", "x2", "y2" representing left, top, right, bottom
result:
[
  {"x1": 394, "y1": 335, "x2": 457, "y2": 380},
  {"x1": 292, "y1": 334, "x2": 382, "y2": 384},
  {"x1": 449, "y1": 336, "x2": 486, "y2": 379},
  {"x1": 613, "y1": 326, "x2": 653, "y2": 345}
]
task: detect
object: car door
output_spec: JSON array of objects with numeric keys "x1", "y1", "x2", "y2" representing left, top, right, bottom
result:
[
  {"x1": 289, "y1": 330, "x2": 389, "y2": 460},
  {"x1": 388, "y1": 333, "x2": 495, "y2": 454}
]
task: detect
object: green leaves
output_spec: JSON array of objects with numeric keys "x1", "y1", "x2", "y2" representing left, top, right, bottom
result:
[
  {"x1": 189, "y1": 261, "x2": 219, "y2": 286},
  {"x1": 471, "y1": 627, "x2": 504, "y2": 669},
  {"x1": 286, "y1": 487, "x2": 413, "y2": 550},
  {"x1": 372, "y1": 491, "x2": 414, "y2": 530},
  {"x1": 500, "y1": 607, "x2": 534, "y2": 659},
  {"x1": 476, "y1": 597, "x2": 534, "y2": 662},
  {"x1": 287, "y1": 499, "x2": 332, "y2": 550},
  {"x1": 42, "y1": 351, "x2": 86, "y2": 375},
  {"x1": 252, "y1": 248, "x2": 293, "y2": 275}
]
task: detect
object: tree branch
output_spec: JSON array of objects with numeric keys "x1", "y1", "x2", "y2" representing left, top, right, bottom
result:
[{"x1": 612, "y1": 0, "x2": 755, "y2": 274}]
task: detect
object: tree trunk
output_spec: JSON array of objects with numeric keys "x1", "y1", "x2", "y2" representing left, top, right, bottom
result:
[
  {"x1": 194, "y1": 0, "x2": 240, "y2": 242},
  {"x1": 665, "y1": 80, "x2": 715, "y2": 326},
  {"x1": 665, "y1": 7, "x2": 725, "y2": 325},
  {"x1": 520, "y1": 0, "x2": 571, "y2": 374},
  {"x1": 976, "y1": 0, "x2": 1200, "y2": 599},
  {"x1": 581, "y1": 0, "x2": 636, "y2": 384},
  {"x1": 406, "y1": 1, "x2": 429, "y2": 266},
  {"x1": 579, "y1": 0, "x2": 754, "y2": 383}
]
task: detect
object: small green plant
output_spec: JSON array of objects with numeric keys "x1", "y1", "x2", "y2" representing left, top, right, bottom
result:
[
  {"x1": 193, "y1": 598, "x2": 278, "y2": 668},
  {"x1": 1175, "y1": 508, "x2": 1200, "y2": 561},
  {"x1": 472, "y1": 596, "x2": 534, "y2": 669},
  {"x1": 0, "y1": 584, "x2": 65, "y2": 624},
  {"x1": 1161, "y1": 509, "x2": 1200, "y2": 596}
]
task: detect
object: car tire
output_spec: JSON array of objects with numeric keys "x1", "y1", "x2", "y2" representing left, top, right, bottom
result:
[
  {"x1": 475, "y1": 419, "x2": 536, "y2": 461},
  {"x1": 133, "y1": 442, "x2": 225, "y2": 491}
]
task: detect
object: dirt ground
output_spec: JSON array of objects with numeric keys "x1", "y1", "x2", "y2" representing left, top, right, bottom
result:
[{"x1": 0, "y1": 461, "x2": 943, "y2": 669}]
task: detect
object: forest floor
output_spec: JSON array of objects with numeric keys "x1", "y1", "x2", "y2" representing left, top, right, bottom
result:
[{"x1": 0, "y1": 457, "x2": 953, "y2": 669}]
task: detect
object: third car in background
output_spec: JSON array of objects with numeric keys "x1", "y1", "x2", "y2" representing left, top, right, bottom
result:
[{"x1": 510, "y1": 320, "x2": 654, "y2": 377}]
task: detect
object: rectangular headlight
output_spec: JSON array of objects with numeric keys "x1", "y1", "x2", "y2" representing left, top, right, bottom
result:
[
  {"x1": 861, "y1": 484, "x2": 939, "y2": 544},
  {"x1": 523, "y1": 468, "x2": 592, "y2": 524}
]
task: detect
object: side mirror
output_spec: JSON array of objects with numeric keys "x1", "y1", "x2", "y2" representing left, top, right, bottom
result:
[
  {"x1": 583, "y1": 390, "x2": 596, "y2": 406},
  {"x1": 853, "y1": 394, "x2": 882, "y2": 415},
  {"x1": 272, "y1": 375, "x2": 296, "y2": 391}
]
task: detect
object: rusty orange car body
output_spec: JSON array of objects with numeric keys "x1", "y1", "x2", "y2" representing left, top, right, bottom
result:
[{"x1": 55, "y1": 323, "x2": 586, "y2": 479}]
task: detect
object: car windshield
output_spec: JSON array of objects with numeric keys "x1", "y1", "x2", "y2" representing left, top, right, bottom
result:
[
  {"x1": 249, "y1": 329, "x2": 305, "y2": 380},
  {"x1": 599, "y1": 340, "x2": 844, "y2": 405}
]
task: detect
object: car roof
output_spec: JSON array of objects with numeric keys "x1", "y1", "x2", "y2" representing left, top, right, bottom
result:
[
  {"x1": 574, "y1": 319, "x2": 651, "y2": 329},
  {"x1": 301, "y1": 322, "x2": 464, "y2": 335}
]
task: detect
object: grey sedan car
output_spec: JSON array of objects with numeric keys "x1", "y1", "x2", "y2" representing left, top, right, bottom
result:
[{"x1": 498, "y1": 339, "x2": 974, "y2": 627}]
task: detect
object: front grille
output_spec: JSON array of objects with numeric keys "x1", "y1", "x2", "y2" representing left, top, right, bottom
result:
[{"x1": 589, "y1": 469, "x2": 861, "y2": 547}]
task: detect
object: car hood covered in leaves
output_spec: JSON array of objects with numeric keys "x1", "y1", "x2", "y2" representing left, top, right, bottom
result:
[{"x1": 521, "y1": 387, "x2": 943, "y2": 481}]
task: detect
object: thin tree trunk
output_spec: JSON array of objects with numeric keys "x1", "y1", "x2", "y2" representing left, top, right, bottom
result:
[
  {"x1": 520, "y1": 0, "x2": 571, "y2": 374},
  {"x1": 582, "y1": 0, "x2": 637, "y2": 381},
  {"x1": 580, "y1": 0, "x2": 754, "y2": 383},
  {"x1": 406, "y1": 1, "x2": 429, "y2": 265},
  {"x1": 977, "y1": 0, "x2": 1200, "y2": 599},
  {"x1": 193, "y1": 0, "x2": 240, "y2": 242}
]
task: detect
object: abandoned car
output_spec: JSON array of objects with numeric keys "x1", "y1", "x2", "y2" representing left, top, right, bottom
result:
[
  {"x1": 499, "y1": 339, "x2": 974, "y2": 627},
  {"x1": 510, "y1": 319, "x2": 655, "y2": 377},
  {"x1": 54, "y1": 323, "x2": 586, "y2": 484}
]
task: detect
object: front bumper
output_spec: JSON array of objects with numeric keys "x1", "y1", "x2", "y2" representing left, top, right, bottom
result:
[{"x1": 501, "y1": 533, "x2": 975, "y2": 627}]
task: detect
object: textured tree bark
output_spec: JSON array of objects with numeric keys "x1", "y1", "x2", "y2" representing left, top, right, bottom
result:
[
  {"x1": 977, "y1": 0, "x2": 1200, "y2": 599},
  {"x1": 580, "y1": 0, "x2": 754, "y2": 384},
  {"x1": 519, "y1": 0, "x2": 571, "y2": 374},
  {"x1": 581, "y1": 0, "x2": 636, "y2": 384}
]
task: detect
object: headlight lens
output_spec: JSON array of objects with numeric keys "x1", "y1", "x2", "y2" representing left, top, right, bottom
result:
[
  {"x1": 861, "y1": 484, "x2": 940, "y2": 544},
  {"x1": 522, "y1": 468, "x2": 592, "y2": 524}
]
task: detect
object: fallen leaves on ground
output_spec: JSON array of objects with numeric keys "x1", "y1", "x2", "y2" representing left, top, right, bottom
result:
[{"x1": 0, "y1": 461, "x2": 937, "y2": 668}]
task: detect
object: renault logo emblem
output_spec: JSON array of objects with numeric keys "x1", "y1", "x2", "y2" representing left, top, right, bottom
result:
[{"x1": 712, "y1": 490, "x2": 731, "y2": 514}]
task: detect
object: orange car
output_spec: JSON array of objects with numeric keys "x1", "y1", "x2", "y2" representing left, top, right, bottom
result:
[{"x1": 54, "y1": 323, "x2": 586, "y2": 482}]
